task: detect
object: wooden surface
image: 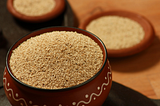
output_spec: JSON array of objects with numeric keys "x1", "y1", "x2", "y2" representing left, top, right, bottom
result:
[{"x1": 68, "y1": 0, "x2": 160, "y2": 99}]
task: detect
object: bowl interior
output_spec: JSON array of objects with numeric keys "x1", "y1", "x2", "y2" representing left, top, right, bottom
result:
[
  {"x1": 79, "y1": 10, "x2": 155, "y2": 57},
  {"x1": 6, "y1": 26, "x2": 108, "y2": 91},
  {"x1": 7, "y1": 0, "x2": 65, "y2": 23}
]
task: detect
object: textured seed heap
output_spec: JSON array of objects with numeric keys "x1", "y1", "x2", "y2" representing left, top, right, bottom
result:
[
  {"x1": 10, "y1": 31, "x2": 103, "y2": 89},
  {"x1": 86, "y1": 16, "x2": 145, "y2": 49},
  {"x1": 13, "y1": 0, "x2": 56, "y2": 16}
]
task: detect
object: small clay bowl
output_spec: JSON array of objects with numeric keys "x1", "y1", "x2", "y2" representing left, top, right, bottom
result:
[
  {"x1": 3, "y1": 26, "x2": 112, "y2": 106},
  {"x1": 79, "y1": 10, "x2": 155, "y2": 57},
  {"x1": 7, "y1": 0, "x2": 65, "y2": 23}
]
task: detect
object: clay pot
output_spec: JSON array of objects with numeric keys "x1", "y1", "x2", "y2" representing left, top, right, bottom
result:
[
  {"x1": 3, "y1": 27, "x2": 112, "y2": 106},
  {"x1": 79, "y1": 10, "x2": 155, "y2": 57},
  {"x1": 7, "y1": 0, "x2": 65, "y2": 23}
]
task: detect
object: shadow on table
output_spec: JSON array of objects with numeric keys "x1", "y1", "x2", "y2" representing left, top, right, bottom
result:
[
  {"x1": 108, "y1": 35, "x2": 160, "y2": 73},
  {"x1": 103, "y1": 81, "x2": 159, "y2": 106}
]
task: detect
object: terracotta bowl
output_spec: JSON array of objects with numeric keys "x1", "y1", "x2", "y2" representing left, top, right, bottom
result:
[
  {"x1": 7, "y1": 0, "x2": 65, "y2": 23},
  {"x1": 3, "y1": 27, "x2": 112, "y2": 106},
  {"x1": 79, "y1": 10, "x2": 155, "y2": 57}
]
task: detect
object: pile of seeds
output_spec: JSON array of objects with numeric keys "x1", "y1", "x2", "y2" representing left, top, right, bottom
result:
[
  {"x1": 9, "y1": 31, "x2": 103, "y2": 89},
  {"x1": 86, "y1": 16, "x2": 145, "y2": 49},
  {"x1": 13, "y1": 0, "x2": 56, "y2": 16}
]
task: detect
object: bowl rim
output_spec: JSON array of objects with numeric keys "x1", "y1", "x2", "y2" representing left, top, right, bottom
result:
[
  {"x1": 79, "y1": 10, "x2": 155, "y2": 57},
  {"x1": 6, "y1": 26, "x2": 108, "y2": 91},
  {"x1": 7, "y1": 0, "x2": 65, "y2": 23}
]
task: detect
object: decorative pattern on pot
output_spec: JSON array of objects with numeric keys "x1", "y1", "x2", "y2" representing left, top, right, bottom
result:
[
  {"x1": 3, "y1": 63, "x2": 111, "y2": 106},
  {"x1": 74, "y1": 66, "x2": 111, "y2": 106}
]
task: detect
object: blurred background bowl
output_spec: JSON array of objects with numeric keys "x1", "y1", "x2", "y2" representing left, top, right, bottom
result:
[
  {"x1": 79, "y1": 10, "x2": 155, "y2": 57},
  {"x1": 7, "y1": 0, "x2": 65, "y2": 23}
]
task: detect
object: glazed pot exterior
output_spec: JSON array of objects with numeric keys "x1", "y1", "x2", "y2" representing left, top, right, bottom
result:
[{"x1": 3, "y1": 27, "x2": 112, "y2": 106}]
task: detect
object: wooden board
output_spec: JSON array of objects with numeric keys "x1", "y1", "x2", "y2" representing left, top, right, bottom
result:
[{"x1": 68, "y1": 0, "x2": 160, "y2": 99}]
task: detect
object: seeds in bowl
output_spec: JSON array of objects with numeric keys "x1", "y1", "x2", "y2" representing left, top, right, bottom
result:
[
  {"x1": 9, "y1": 31, "x2": 103, "y2": 89},
  {"x1": 13, "y1": 0, "x2": 56, "y2": 16},
  {"x1": 86, "y1": 16, "x2": 145, "y2": 49}
]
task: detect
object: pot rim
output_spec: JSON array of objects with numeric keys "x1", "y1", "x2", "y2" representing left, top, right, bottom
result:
[
  {"x1": 6, "y1": 26, "x2": 108, "y2": 91},
  {"x1": 7, "y1": 0, "x2": 66, "y2": 23},
  {"x1": 79, "y1": 10, "x2": 155, "y2": 57}
]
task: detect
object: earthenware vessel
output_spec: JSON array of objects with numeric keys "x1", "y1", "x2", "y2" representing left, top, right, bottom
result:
[
  {"x1": 3, "y1": 26, "x2": 112, "y2": 106},
  {"x1": 79, "y1": 10, "x2": 155, "y2": 57},
  {"x1": 7, "y1": 0, "x2": 65, "y2": 22}
]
